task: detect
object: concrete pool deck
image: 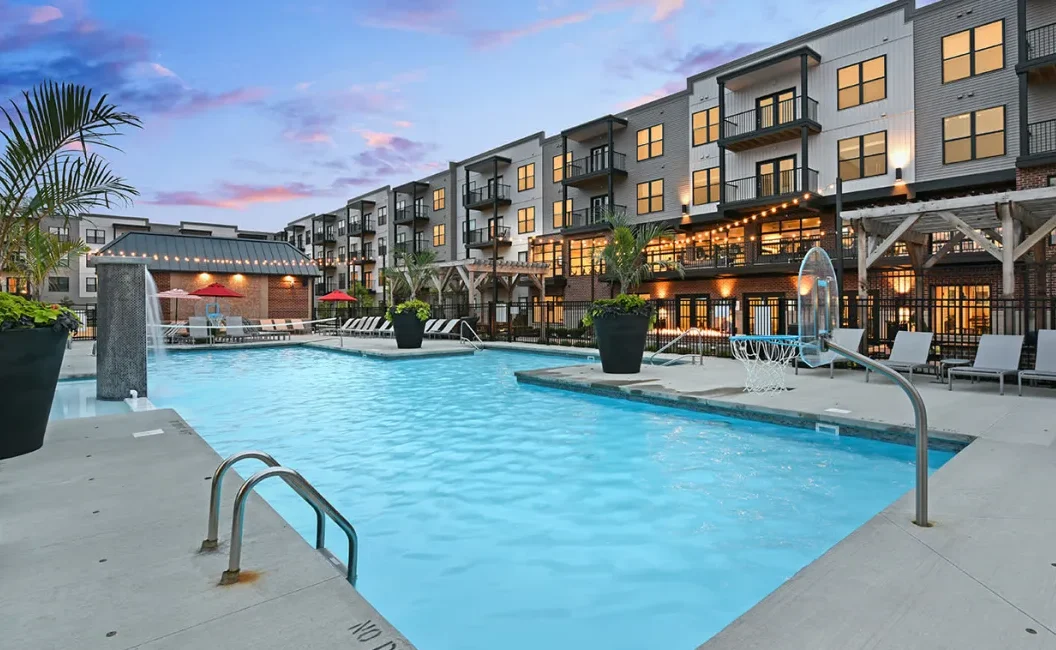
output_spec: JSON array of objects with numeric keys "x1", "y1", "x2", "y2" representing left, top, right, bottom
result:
[{"x1": 0, "y1": 409, "x2": 416, "y2": 650}]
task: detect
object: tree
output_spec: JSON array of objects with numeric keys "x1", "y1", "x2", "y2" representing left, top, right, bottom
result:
[
  {"x1": 387, "y1": 249, "x2": 438, "y2": 301},
  {"x1": 0, "y1": 82, "x2": 141, "y2": 274},
  {"x1": 12, "y1": 224, "x2": 89, "y2": 300},
  {"x1": 597, "y1": 208, "x2": 683, "y2": 295},
  {"x1": 350, "y1": 280, "x2": 375, "y2": 307}
]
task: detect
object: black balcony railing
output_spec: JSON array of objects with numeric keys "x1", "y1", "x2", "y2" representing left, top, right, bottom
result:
[
  {"x1": 349, "y1": 218, "x2": 376, "y2": 236},
  {"x1": 1027, "y1": 22, "x2": 1056, "y2": 62},
  {"x1": 394, "y1": 206, "x2": 427, "y2": 224},
  {"x1": 463, "y1": 183, "x2": 511, "y2": 206},
  {"x1": 724, "y1": 167, "x2": 819, "y2": 204},
  {"x1": 466, "y1": 225, "x2": 512, "y2": 246},
  {"x1": 1027, "y1": 119, "x2": 1056, "y2": 156},
  {"x1": 393, "y1": 241, "x2": 410, "y2": 255},
  {"x1": 315, "y1": 283, "x2": 327, "y2": 296},
  {"x1": 314, "y1": 229, "x2": 337, "y2": 243},
  {"x1": 681, "y1": 242, "x2": 748, "y2": 269},
  {"x1": 564, "y1": 204, "x2": 627, "y2": 229},
  {"x1": 722, "y1": 96, "x2": 819, "y2": 140},
  {"x1": 564, "y1": 151, "x2": 626, "y2": 182},
  {"x1": 755, "y1": 237, "x2": 823, "y2": 265}
]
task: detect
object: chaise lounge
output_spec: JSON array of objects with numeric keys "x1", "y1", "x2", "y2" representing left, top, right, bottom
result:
[
  {"x1": 948, "y1": 334, "x2": 1024, "y2": 396},
  {"x1": 865, "y1": 330, "x2": 934, "y2": 382},
  {"x1": 1018, "y1": 330, "x2": 1056, "y2": 396}
]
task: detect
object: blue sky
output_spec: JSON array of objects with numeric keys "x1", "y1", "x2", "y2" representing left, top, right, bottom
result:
[{"x1": 0, "y1": 0, "x2": 919, "y2": 232}]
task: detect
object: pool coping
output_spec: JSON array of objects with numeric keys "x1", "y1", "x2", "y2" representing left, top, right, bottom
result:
[
  {"x1": 515, "y1": 368, "x2": 973, "y2": 453},
  {"x1": 305, "y1": 341, "x2": 476, "y2": 360}
]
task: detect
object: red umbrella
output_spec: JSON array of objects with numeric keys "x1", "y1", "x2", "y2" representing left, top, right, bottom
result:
[
  {"x1": 191, "y1": 283, "x2": 244, "y2": 298},
  {"x1": 318, "y1": 290, "x2": 357, "y2": 302}
]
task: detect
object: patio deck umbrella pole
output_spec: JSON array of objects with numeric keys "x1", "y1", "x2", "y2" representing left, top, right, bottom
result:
[{"x1": 318, "y1": 290, "x2": 357, "y2": 323}]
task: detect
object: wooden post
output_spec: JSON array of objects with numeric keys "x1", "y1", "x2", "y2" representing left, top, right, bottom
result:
[{"x1": 857, "y1": 224, "x2": 868, "y2": 327}]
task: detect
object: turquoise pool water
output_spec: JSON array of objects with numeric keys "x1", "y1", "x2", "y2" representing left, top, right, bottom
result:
[{"x1": 52, "y1": 349, "x2": 952, "y2": 650}]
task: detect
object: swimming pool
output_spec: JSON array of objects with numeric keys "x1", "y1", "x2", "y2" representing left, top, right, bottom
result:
[{"x1": 52, "y1": 349, "x2": 952, "y2": 650}]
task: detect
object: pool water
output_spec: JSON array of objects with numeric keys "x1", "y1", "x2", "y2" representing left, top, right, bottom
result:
[{"x1": 52, "y1": 349, "x2": 952, "y2": 650}]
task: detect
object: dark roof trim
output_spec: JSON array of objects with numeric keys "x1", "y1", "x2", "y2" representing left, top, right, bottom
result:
[
  {"x1": 561, "y1": 114, "x2": 628, "y2": 137},
  {"x1": 716, "y1": 45, "x2": 821, "y2": 85},
  {"x1": 346, "y1": 198, "x2": 377, "y2": 213},
  {"x1": 343, "y1": 185, "x2": 391, "y2": 206},
  {"x1": 95, "y1": 231, "x2": 321, "y2": 276},
  {"x1": 464, "y1": 155, "x2": 513, "y2": 174},
  {"x1": 456, "y1": 131, "x2": 545, "y2": 166},
  {"x1": 393, "y1": 180, "x2": 431, "y2": 194}
]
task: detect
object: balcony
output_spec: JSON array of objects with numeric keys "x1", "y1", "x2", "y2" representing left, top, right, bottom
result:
[
  {"x1": 352, "y1": 250, "x2": 376, "y2": 265},
  {"x1": 723, "y1": 167, "x2": 819, "y2": 209},
  {"x1": 316, "y1": 257, "x2": 337, "y2": 269},
  {"x1": 349, "y1": 218, "x2": 376, "y2": 236},
  {"x1": 562, "y1": 204, "x2": 626, "y2": 232},
  {"x1": 393, "y1": 241, "x2": 410, "y2": 255},
  {"x1": 1019, "y1": 118, "x2": 1056, "y2": 166},
  {"x1": 466, "y1": 225, "x2": 512, "y2": 249},
  {"x1": 755, "y1": 237, "x2": 822, "y2": 265},
  {"x1": 314, "y1": 283, "x2": 328, "y2": 296},
  {"x1": 313, "y1": 229, "x2": 337, "y2": 243},
  {"x1": 463, "y1": 183, "x2": 511, "y2": 210},
  {"x1": 563, "y1": 151, "x2": 627, "y2": 186},
  {"x1": 1022, "y1": 22, "x2": 1056, "y2": 78},
  {"x1": 720, "y1": 96, "x2": 820, "y2": 152},
  {"x1": 680, "y1": 242, "x2": 748, "y2": 270},
  {"x1": 394, "y1": 206, "x2": 429, "y2": 226}
]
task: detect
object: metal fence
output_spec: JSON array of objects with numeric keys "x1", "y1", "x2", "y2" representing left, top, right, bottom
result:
[{"x1": 68, "y1": 304, "x2": 97, "y2": 340}]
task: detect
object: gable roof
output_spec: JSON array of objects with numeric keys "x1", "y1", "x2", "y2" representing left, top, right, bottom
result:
[{"x1": 93, "y1": 232, "x2": 320, "y2": 276}]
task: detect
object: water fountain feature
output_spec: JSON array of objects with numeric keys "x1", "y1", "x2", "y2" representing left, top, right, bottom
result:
[
  {"x1": 145, "y1": 272, "x2": 167, "y2": 363},
  {"x1": 91, "y1": 256, "x2": 149, "y2": 400}
]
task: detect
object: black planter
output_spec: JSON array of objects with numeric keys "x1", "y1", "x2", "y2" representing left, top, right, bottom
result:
[
  {"x1": 593, "y1": 313, "x2": 650, "y2": 374},
  {"x1": 0, "y1": 327, "x2": 68, "y2": 459},
  {"x1": 391, "y1": 310, "x2": 426, "y2": 349}
]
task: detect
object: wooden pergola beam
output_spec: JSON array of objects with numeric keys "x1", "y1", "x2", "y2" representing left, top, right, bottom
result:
[
  {"x1": 933, "y1": 211, "x2": 1002, "y2": 261},
  {"x1": 923, "y1": 232, "x2": 965, "y2": 269},
  {"x1": 865, "y1": 214, "x2": 922, "y2": 267},
  {"x1": 1014, "y1": 214, "x2": 1056, "y2": 259}
]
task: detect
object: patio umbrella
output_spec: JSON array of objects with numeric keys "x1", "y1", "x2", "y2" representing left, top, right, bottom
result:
[
  {"x1": 191, "y1": 283, "x2": 244, "y2": 320},
  {"x1": 318, "y1": 290, "x2": 357, "y2": 322},
  {"x1": 154, "y1": 288, "x2": 201, "y2": 322}
]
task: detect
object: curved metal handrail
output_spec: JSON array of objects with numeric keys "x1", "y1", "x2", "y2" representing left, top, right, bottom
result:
[
  {"x1": 459, "y1": 320, "x2": 484, "y2": 350},
  {"x1": 200, "y1": 451, "x2": 324, "y2": 552},
  {"x1": 219, "y1": 466, "x2": 359, "y2": 586},
  {"x1": 649, "y1": 327, "x2": 707, "y2": 366}
]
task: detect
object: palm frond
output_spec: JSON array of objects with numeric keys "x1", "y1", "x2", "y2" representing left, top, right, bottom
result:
[{"x1": 594, "y1": 206, "x2": 684, "y2": 295}]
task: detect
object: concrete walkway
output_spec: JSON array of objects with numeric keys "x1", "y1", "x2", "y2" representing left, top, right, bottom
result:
[
  {"x1": 307, "y1": 335, "x2": 474, "y2": 359},
  {"x1": 0, "y1": 409, "x2": 415, "y2": 650}
]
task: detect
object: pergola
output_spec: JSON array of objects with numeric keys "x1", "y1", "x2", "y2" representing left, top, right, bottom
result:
[{"x1": 841, "y1": 186, "x2": 1056, "y2": 300}]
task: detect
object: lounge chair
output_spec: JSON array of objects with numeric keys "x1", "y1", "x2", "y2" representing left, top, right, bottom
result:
[
  {"x1": 427, "y1": 319, "x2": 461, "y2": 339},
  {"x1": 164, "y1": 321, "x2": 188, "y2": 344},
  {"x1": 188, "y1": 317, "x2": 211, "y2": 343},
  {"x1": 424, "y1": 319, "x2": 446, "y2": 334},
  {"x1": 795, "y1": 328, "x2": 865, "y2": 378},
  {"x1": 358, "y1": 316, "x2": 383, "y2": 336},
  {"x1": 1019, "y1": 330, "x2": 1056, "y2": 396},
  {"x1": 289, "y1": 318, "x2": 308, "y2": 334},
  {"x1": 948, "y1": 334, "x2": 1024, "y2": 395},
  {"x1": 865, "y1": 331, "x2": 933, "y2": 382},
  {"x1": 371, "y1": 320, "x2": 394, "y2": 337},
  {"x1": 222, "y1": 316, "x2": 251, "y2": 342},
  {"x1": 329, "y1": 318, "x2": 355, "y2": 335},
  {"x1": 258, "y1": 318, "x2": 289, "y2": 341},
  {"x1": 336, "y1": 318, "x2": 362, "y2": 335}
]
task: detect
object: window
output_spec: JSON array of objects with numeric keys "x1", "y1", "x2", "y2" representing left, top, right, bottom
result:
[
  {"x1": 943, "y1": 20, "x2": 1003, "y2": 83},
  {"x1": 531, "y1": 240, "x2": 563, "y2": 277},
  {"x1": 552, "y1": 152, "x2": 571, "y2": 182},
  {"x1": 943, "y1": 106, "x2": 1005, "y2": 163},
  {"x1": 569, "y1": 237, "x2": 606, "y2": 276},
  {"x1": 1049, "y1": 175, "x2": 1056, "y2": 186},
  {"x1": 377, "y1": 237, "x2": 386, "y2": 256},
  {"x1": 6, "y1": 277, "x2": 27, "y2": 294},
  {"x1": 932, "y1": 285, "x2": 991, "y2": 335},
  {"x1": 376, "y1": 207, "x2": 387, "y2": 225},
  {"x1": 364, "y1": 271, "x2": 373, "y2": 287},
  {"x1": 433, "y1": 188, "x2": 445, "y2": 211},
  {"x1": 553, "y1": 199, "x2": 572, "y2": 228},
  {"x1": 533, "y1": 295, "x2": 564, "y2": 324},
  {"x1": 838, "y1": 131, "x2": 887, "y2": 180},
  {"x1": 636, "y1": 124, "x2": 663, "y2": 161},
  {"x1": 837, "y1": 56, "x2": 886, "y2": 109},
  {"x1": 338, "y1": 246, "x2": 345, "y2": 261},
  {"x1": 517, "y1": 163, "x2": 535, "y2": 191},
  {"x1": 517, "y1": 251, "x2": 528, "y2": 262},
  {"x1": 759, "y1": 217, "x2": 822, "y2": 261},
  {"x1": 338, "y1": 274, "x2": 347, "y2": 290},
  {"x1": 48, "y1": 276, "x2": 69, "y2": 292},
  {"x1": 85, "y1": 276, "x2": 97, "y2": 292},
  {"x1": 48, "y1": 225, "x2": 70, "y2": 241},
  {"x1": 363, "y1": 242, "x2": 374, "y2": 258},
  {"x1": 692, "y1": 167, "x2": 720, "y2": 205},
  {"x1": 517, "y1": 206, "x2": 535, "y2": 234},
  {"x1": 414, "y1": 232, "x2": 427, "y2": 250},
  {"x1": 338, "y1": 221, "x2": 345, "y2": 236},
  {"x1": 692, "y1": 107, "x2": 719, "y2": 146},
  {"x1": 433, "y1": 224, "x2": 446, "y2": 247},
  {"x1": 85, "y1": 229, "x2": 105, "y2": 244},
  {"x1": 637, "y1": 179, "x2": 664, "y2": 214}
]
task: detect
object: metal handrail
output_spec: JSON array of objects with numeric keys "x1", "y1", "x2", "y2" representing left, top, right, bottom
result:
[
  {"x1": 824, "y1": 336, "x2": 929, "y2": 527},
  {"x1": 460, "y1": 320, "x2": 484, "y2": 350},
  {"x1": 649, "y1": 327, "x2": 708, "y2": 366},
  {"x1": 219, "y1": 466, "x2": 359, "y2": 586}
]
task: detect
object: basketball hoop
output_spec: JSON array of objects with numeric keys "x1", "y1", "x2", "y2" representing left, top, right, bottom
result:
[{"x1": 729, "y1": 335, "x2": 800, "y2": 392}]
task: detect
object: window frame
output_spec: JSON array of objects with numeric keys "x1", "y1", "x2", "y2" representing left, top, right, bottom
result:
[
  {"x1": 942, "y1": 106, "x2": 1006, "y2": 165},
  {"x1": 837, "y1": 131, "x2": 888, "y2": 181},
  {"x1": 517, "y1": 163, "x2": 536, "y2": 191},
  {"x1": 552, "y1": 152, "x2": 571, "y2": 183},
  {"x1": 433, "y1": 188, "x2": 445, "y2": 211},
  {"x1": 47, "y1": 276, "x2": 70, "y2": 292},
  {"x1": 636, "y1": 179, "x2": 664, "y2": 215},
  {"x1": 553, "y1": 199, "x2": 572, "y2": 228},
  {"x1": 432, "y1": 223, "x2": 445, "y2": 247},
  {"x1": 692, "y1": 167, "x2": 721, "y2": 205},
  {"x1": 837, "y1": 55, "x2": 887, "y2": 111},
  {"x1": 85, "y1": 276, "x2": 98, "y2": 293},
  {"x1": 636, "y1": 124, "x2": 664, "y2": 161},
  {"x1": 517, "y1": 206, "x2": 535, "y2": 234},
  {"x1": 942, "y1": 20, "x2": 1005, "y2": 84},
  {"x1": 692, "y1": 107, "x2": 720, "y2": 146},
  {"x1": 85, "y1": 228, "x2": 106, "y2": 244}
]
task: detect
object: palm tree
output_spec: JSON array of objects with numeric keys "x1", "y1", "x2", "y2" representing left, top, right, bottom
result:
[
  {"x1": 0, "y1": 82, "x2": 141, "y2": 274},
  {"x1": 597, "y1": 208, "x2": 684, "y2": 296},
  {"x1": 388, "y1": 249, "x2": 438, "y2": 301},
  {"x1": 12, "y1": 224, "x2": 90, "y2": 299}
]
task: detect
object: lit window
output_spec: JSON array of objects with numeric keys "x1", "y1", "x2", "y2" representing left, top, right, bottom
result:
[
  {"x1": 569, "y1": 237, "x2": 606, "y2": 276},
  {"x1": 432, "y1": 224, "x2": 445, "y2": 247},
  {"x1": 518, "y1": 163, "x2": 535, "y2": 191},
  {"x1": 837, "y1": 56, "x2": 886, "y2": 110},
  {"x1": 531, "y1": 240, "x2": 563, "y2": 277},
  {"x1": 517, "y1": 206, "x2": 535, "y2": 234},
  {"x1": 692, "y1": 107, "x2": 719, "y2": 146},
  {"x1": 838, "y1": 132, "x2": 887, "y2": 180},
  {"x1": 943, "y1": 20, "x2": 1003, "y2": 83},
  {"x1": 636, "y1": 124, "x2": 663, "y2": 161},
  {"x1": 932, "y1": 285, "x2": 991, "y2": 335},
  {"x1": 553, "y1": 199, "x2": 572, "y2": 228},
  {"x1": 552, "y1": 152, "x2": 571, "y2": 183},
  {"x1": 943, "y1": 106, "x2": 1005, "y2": 164},
  {"x1": 692, "y1": 167, "x2": 720, "y2": 205},
  {"x1": 637, "y1": 179, "x2": 664, "y2": 215},
  {"x1": 433, "y1": 188, "x2": 445, "y2": 211}
]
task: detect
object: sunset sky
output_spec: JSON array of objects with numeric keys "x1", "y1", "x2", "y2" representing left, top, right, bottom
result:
[{"x1": 0, "y1": 0, "x2": 928, "y2": 232}]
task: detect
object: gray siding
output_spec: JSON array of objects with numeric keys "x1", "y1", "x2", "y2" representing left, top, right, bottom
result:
[
  {"x1": 914, "y1": 0, "x2": 1020, "y2": 182},
  {"x1": 619, "y1": 93, "x2": 690, "y2": 226},
  {"x1": 541, "y1": 135, "x2": 564, "y2": 235},
  {"x1": 1026, "y1": 0, "x2": 1056, "y2": 31},
  {"x1": 1028, "y1": 82, "x2": 1056, "y2": 124}
]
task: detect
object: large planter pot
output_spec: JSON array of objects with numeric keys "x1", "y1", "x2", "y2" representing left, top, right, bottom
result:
[
  {"x1": 593, "y1": 313, "x2": 649, "y2": 374},
  {"x1": 0, "y1": 327, "x2": 68, "y2": 459},
  {"x1": 391, "y1": 311, "x2": 427, "y2": 349}
]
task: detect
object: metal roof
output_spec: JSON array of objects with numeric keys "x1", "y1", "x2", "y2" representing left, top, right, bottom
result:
[{"x1": 92, "y1": 232, "x2": 321, "y2": 276}]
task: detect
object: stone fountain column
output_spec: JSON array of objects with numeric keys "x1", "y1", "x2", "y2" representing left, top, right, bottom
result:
[{"x1": 93, "y1": 257, "x2": 149, "y2": 400}]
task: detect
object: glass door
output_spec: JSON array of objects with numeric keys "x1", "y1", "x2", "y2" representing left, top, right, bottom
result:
[
  {"x1": 756, "y1": 89, "x2": 796, "y2": 130},
  {"x1": 589, "y1": 195, "x2": 609, "y2": 224},
  {"x1": 757, "y1": 156, "x2": 796, "y2": 198},
  {"x1": 590, "y1": 145, "x2": 609, "y2": 174}
]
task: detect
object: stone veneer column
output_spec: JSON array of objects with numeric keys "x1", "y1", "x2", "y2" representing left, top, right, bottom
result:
[{"x1": 94, "y1": 257, "x2": 149, "y2": 400}]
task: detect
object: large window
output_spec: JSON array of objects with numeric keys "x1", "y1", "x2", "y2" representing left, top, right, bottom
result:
[
  {"x1": 531, "y1": 240, "x2": 563, "y2": 277},
  {"x1": 692, "y1": 167, "x2": 720, "y2": 205},
  {"x1": 837, "y1": 55, "x2": 886, "y2": 110},
  {"x1": 943, "y1": 106, "x2": 1005, "y2": 164},
  {"x1": 518, "y1": 163, "x2": 535, "y2": 191},
  {"x1": 48, "y1": 225, "x2": 70, "y2": 241},
  {"x1": 933, "y1": 285, "x2": 991, "y2": 335},
  {"x1": 636, "y1": 124, "x2": 663, "y2": 161},
  {"x1": 376, "y1": 207, "x2": 387, "y2": 225},
  {"x1": 433, "y1": 188, "x2": 445, "y2": 211},
  {"x1": 637, "y1": 179, "x2": 664, "y2": 215},
  {"x1": 48, "y1": 276, "x2": 69, "y2": 292},
  {"x1": 533, "y1": 295, "x2": 564, "y2": 324},
  {"x1": 838, "y1": 131, "x2": 887, "y2": 180},
  {"x1": 517, "y1": 206, "x2": 535, "y2": 234},
  {"x1": 759, "y1": 217, "x2": 822, "y2": 261},
  {"x1": 569, "y1": 237, "x2": 605, "y2": 276},
  {"x1": 6, "y1": 277, "x2": 27, "y2": 294},
  {"x1": 943, "y1": 20, "x2": 1003, "y2": 83},
  {"x1": 85, "y1": 229, "x2": 105, "y2": 244},
  {"x1": 553, "y1": 199, "x2": 572, "y2": 228},
  {"x1": 86, "y1": 276, "x2": 97, "y2": 292},
  {"x1": 552, "y1": 153, "x2": 571, "y2": 183},
  {"x1": 692, "y1": 107, "x2": 719, "y2": 146},
  {"x1": 364, "y1": 271, "x2": 373, "y2": 288},
  {"x1": 432, "y1": 224, "x2": 445, "y2": 247}
]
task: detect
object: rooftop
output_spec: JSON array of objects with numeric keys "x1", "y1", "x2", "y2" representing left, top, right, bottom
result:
[{"x1": 93, "y1": 232, "x2": 320, "y2": 276}]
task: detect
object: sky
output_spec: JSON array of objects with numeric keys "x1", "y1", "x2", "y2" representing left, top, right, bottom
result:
[{"x1": 0, "y1": 0, "x2": 934, "y2": 233}]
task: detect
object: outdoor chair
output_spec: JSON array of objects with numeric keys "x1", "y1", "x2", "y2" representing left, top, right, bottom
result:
[
  {"x1": 330, "y1": 318, "x2": 355, "y2": 335},
  {"x1": 427, "y1": 319, "x2": 461, "y2": 339},
  {"x1": 371, "y1": 320, "x2": 394, "y2": 337},
  {"x1": 948, "y1": 334, "x2": 1024, "y2": 396},
  {"x1": 425, "y1": 319, "x2": 446, "y2": 334},
  {"x1": 795, "y1": 328, "x2": 865, "y2": 378},
  {"x1": 336, "y1": 318, "x2": 362, "y2": 335},
  {"x1": 289, "y1": 319, "x2": 308, "y2": 334},
  {"x1": 222, "y1": 316, "x2": 250, "y2": 342},
  {"x1": 865, "y1": 331, "x2": 933, "y2": 382},
  {"x1": 164, "y1": 322, "x2": 188, "y2": 344},
  {"x1": 258, "y1": 319, "x2": 288, "y2": 341},
  {"x1": 422, "y1": 318, "x2": 438, "y2": 333},
  {"x1": 1019, "y1": 330, "x2": 1056, "y2": 396},
  {"x1": 188, "y1": 317, "x2": 211, "y2": 343},
  {"x1": 354, "y1": 316, "x2": 380, "y2": 336}
]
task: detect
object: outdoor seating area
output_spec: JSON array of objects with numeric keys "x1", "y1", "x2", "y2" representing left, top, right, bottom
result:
[
  {"x1": 164, "y1": 317, "x2": 306, "y2": 344},
  {"x1": 327, "y1": 316, "x2": 469, "y2": 340}
]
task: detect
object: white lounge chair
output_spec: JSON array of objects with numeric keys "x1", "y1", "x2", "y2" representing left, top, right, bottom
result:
[
  {"x1": 865, "y1": 331, "x2": 933, "y2": 382},
  {"x1": 795, "y1": 328, "x2": 865, "y2": 378},
  {"x1": 425, "y1": 319, "x2": 446, "y2": 334},
  {"x1": 422, "y1": 318, "x2": 438, "y2": 333},
  {"x1": 330, "y1": 318, "x2": 354, "y2": 335},
  {"x1": 223, "y1": 316, "x2": 250, "y2": 342},
  {"x1": 948, "y1": 334, "x2": 1024, "y2": 395},
  {"x1": 1019, "y1": 330, "x2": 1056, "y2": 396},
  {"x1": 427, "y1": 319, "x2": 461, "y2": 339},
  {"x1": 188, "y1": 317, "x2": 210, "y2": 343},
  {"x1": 372, "y1": 320, "x2": 394, "y2": 337},
  {"x1": 289, "y1": 318, "x2": 308, "y2": 334},
  {"x1": 355, "y1": 316, "x2": 381, "y2": 336}
]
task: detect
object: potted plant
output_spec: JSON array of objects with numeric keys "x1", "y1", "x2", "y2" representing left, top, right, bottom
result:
[
  {"x1": 1, "y1": 82, "x2": 139, "y2": 458},
  {"x1": 384, "y1": 250, "x2": 437, "y2": 349},
  {"x1": 0, "y1": 293, "x2": 80, "y2": 458},
  {"x1": 583, "y1": 210, "x2": 683, "y2": 374}
]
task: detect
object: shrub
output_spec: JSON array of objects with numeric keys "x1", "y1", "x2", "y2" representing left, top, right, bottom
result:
[
  {"x1": 0, "y1": 293, "x2": 79, "y2": 333},
  {"x1": 386, "y1": 299, "x2": 430, "y2": 322},
  {"x1": 583, "y1": 294, "x2": 654, "y2": 327}
]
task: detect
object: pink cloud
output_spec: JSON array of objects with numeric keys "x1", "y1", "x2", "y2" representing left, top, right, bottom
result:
[
  {"x1": 360, "y1": 0, "x2": 457, "y2": 34},
  {"x1": 647, "y1": 0, "x2": 684, "y2": 21},
  {"x1": 284, "y1": 130, "x2": 333, "y2": 144},
  {"x1": 148, "y1": 183, "x2": 317, "y2": 210},
  {"x1": 358, "y1": 130, "x2": 397, "y2": 148},
  {"x1": 393, "y1": 120, "x2": 413, "y2": 129},
  {"x1": 161, "y1": 87, "x2": 269, "y2": 117},
  {"x1": 473, "y1": 11, "x2": 592, "y2": 49},
  {"x1": 28, "y1": 5, "x2": 62, "y2": 24},
  {"x1": 149, "y1": 62, "x2": 178, "y2": 78}
]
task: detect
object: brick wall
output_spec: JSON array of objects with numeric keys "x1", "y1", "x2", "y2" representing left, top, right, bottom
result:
[
  {"x1": 1017, "y1": 164, "x2": 1056, "y2": 190},
  {"x1": 564, "y1": 274, "x2": 613, "y2": 301},
  {"x1": 150, "y1": 271, "x2": 311, "y2": 321},
  {"x1": 267, "y1": 275, "x2": 311, "y2": 319}
]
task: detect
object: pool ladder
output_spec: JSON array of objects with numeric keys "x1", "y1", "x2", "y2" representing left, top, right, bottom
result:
[
  {"x1": 199, "y1": 451, "x2": 359, "y2": 586},
  {"x1": 649, "y1": 327, "x2": 709, "y2": 366},
  {"x1": 459, "y1": 321, "x2": 485, "y2": 350}
]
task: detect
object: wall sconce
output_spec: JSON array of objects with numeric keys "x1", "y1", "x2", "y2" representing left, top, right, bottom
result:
[
  {"x1": 681, "y1": 204, "x2": 690, "y2": 215},
  {"x1": 895, "y1": 167, "x2": 903, "y2": 182}
]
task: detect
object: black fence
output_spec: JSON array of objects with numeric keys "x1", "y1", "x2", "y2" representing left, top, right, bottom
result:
[{"x1": 68, "y1": 304, "x2": 97, "y2": 340}]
